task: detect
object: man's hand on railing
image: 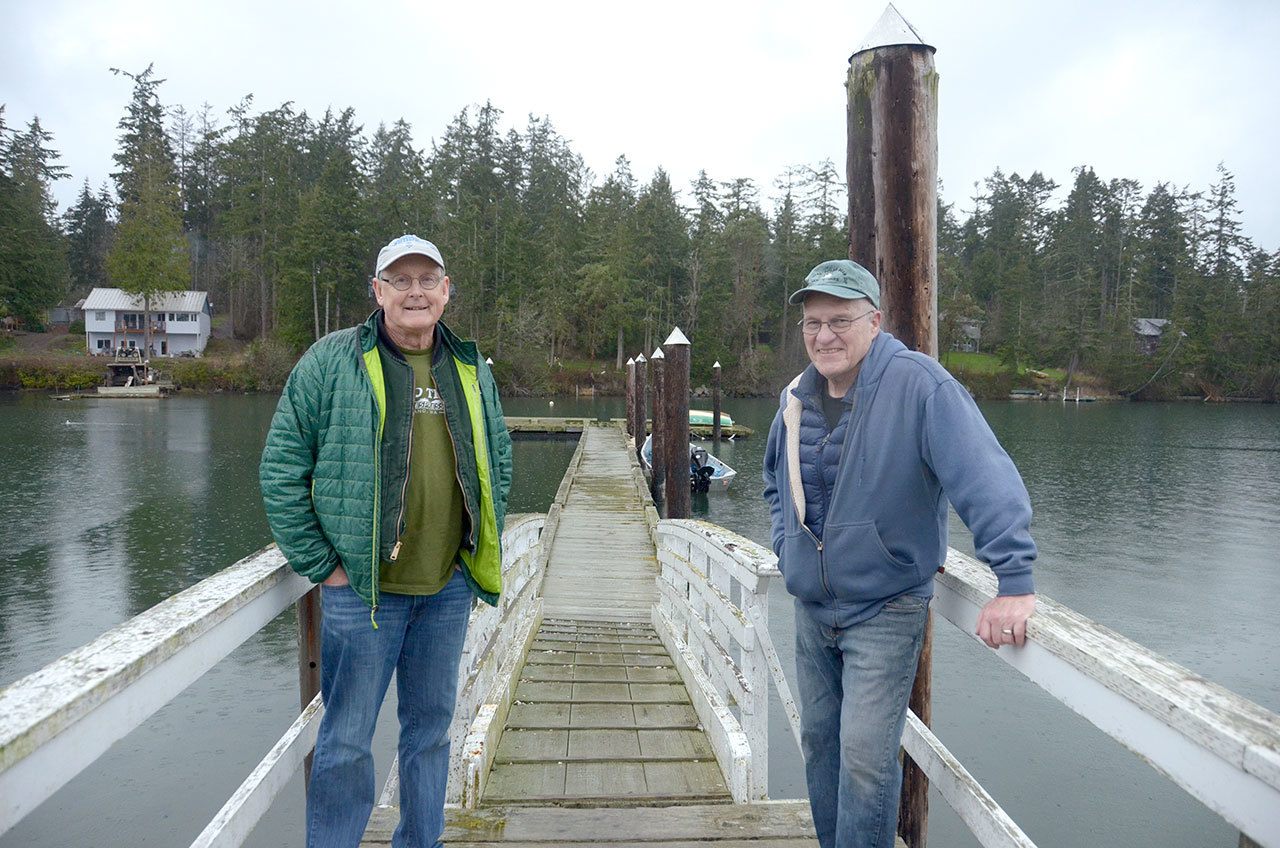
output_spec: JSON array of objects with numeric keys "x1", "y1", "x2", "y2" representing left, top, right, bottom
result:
[
  {"x1": 323, "y1": 565, "x2": 350, "y2": 587},
  {"x1": 975, "y1": 593, "x2": 1036, "y2": 649}
]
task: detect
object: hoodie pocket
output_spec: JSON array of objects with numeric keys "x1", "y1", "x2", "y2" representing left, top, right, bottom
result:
[
  {"x1": 818, "y1": 520, "x2": 922, "y2": 603},
  {"x1": 780, "y1": 528, "x2": 827, "y2": 601}
]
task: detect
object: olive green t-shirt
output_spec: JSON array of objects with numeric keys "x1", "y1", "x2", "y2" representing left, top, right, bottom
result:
[{"x1": 379, "y1": 349, "x2": 465, "y2": 595}]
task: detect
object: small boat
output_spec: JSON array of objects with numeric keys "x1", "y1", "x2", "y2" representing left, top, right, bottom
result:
[
  {"x1": 641, "y1": 434, "x2": 737, "y2": 494},
  {"x1": 689, "y1": 409, "x2": 733, "y2": 427}
]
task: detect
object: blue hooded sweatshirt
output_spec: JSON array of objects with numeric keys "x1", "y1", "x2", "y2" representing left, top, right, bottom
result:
[{"x1": 763, "y1": 330, "x2": 1036, "y2": 629}]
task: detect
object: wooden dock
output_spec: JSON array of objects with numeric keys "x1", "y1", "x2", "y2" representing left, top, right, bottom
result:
[
  {"x1": 506, "y1": 416, "x2": 754, "y2": 440},
  {"x1": 362, "y1": 424, "x2": 818, "y2": 845}
]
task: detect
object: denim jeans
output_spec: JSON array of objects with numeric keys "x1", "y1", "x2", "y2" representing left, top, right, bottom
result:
[
  {"x1": 794, "y1": 594, "x2": 929, "y2": 848},
  {"x1": 307, "y1": 570, "x2": 472, "y2": 848}
]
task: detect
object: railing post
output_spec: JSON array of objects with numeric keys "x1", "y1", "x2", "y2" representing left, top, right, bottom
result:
[
  {"x1": 663, "y1": 328, "x2": 691, "y2": 519},
  {"x1": 650, "y1": 348, "x2": 666, "y2": 504},
  {"x1": 625, "y1": 357, "x2": 636, "y2": 440},
  {"x1": 740, "y1": 568, "x2": 769, "y2": 798},
  {"x1": 848, "y1": 7, "x2": 938, "y2": 847},
  {"x1": 297, "y1": 586, "x2": 322, "y2": 787},
  {"x1": 634, "y1": 353, "x2": 648, "y2": 457},
  {"x1": 712, "y1": 360, "x2": 723, "y2": 445}
]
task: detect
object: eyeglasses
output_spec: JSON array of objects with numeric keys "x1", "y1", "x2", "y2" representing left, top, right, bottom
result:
[
  {"x1": 380, "y1": 273, "x2": 443, "y2": 292},
  {"x1": 798, "y1": 309, "x2": 877, "y2": 336}
]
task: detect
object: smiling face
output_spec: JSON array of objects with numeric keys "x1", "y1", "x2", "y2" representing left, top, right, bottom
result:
[
  {"x1": 372, "y1": 253, "x2": 450, "y2": 350},
  {"x1": 801, "y1": 292, "x2": 881, "y2": 397}
]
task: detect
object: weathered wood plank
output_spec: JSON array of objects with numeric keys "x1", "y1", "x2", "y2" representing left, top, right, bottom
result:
[
  {"x1": 643, "y1": 761, "x2": 727, "y2": 795},
  {"x1": 569, "y1": 703, "x2": 636, "y2": 727},
  {"x1": 494, "y1": 730, "x2": 568, "y2": 761},
  {"x1": 506, "y1": 702, "x2": 570, "y2": 728},
  {"x1": 638, "y1": 729, "x2": 714, "y2": 759},
  {"x1": 439, "y1": 841, "x2": 819, "y2": 848},
  {"x1": 568, "y1": 729, "x2": 641, "y2": 758},
  {"x1": 362, "y1": 801, "x2": 889, "y2": 845},
  {"x1": 483, "y1": 762, "x2": 566, "y2": 800},
  {"x1": 564, "y1": 761, "x2": 648, "y2": 797}
]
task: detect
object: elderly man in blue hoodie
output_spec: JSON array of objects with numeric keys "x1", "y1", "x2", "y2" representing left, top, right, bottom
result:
[{"x1": 763, "y1": 259, "x2": 1037, "y2": 848}]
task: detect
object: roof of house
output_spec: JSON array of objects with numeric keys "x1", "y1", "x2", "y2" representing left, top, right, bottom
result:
[
  {"x1": 1133, "y1": 318, "x2": 1171, "y2": 337},
  {"x1": 82, "y1": 288, "x2": 209, "y2": 313}
]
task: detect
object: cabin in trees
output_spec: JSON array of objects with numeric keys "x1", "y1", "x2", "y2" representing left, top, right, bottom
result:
[
  {"x1": 46, "y1": 298, "x2": 85, "y2": 326},
  {"x1": 82, "y1": 288, "x2": 212, "y2": 357},
  {"x1": 950, "y1": 320, "x2": 982, "y2": 353},
  {"x1": 1133, "y1": 318, "x2": 1170, "y2": 356}
]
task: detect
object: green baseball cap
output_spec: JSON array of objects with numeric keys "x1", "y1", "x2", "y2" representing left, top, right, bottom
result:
[{"x1": 789, "y1": 259, "x2": 880, "y2": 308}]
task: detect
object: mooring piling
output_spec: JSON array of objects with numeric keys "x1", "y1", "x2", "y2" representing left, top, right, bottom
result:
[
  {"x1": 848, "y1": 5, "x2": 939, "y2": 845},
  {"x1": 649, "y1": 347, "x2": 666, "y2": 504},
  {"x1": 662, "y1": 328, "x2": 691, "y2": 519}
]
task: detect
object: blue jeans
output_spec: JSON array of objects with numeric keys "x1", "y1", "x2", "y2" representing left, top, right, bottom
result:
[
  {"x1": 307, "y1": 570, "x2": 472, "y2": 848},
  {"x1": 794, "y1": 595, "x2": 929, "y2": 848}
]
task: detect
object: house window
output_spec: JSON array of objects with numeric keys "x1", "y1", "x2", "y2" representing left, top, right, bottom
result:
[
  {"x1": 127, "y1": 340, "x2": 137, "y2": 350},
  {"x1": 95, "y1": 311, "x2": 106, "y2": 321},
  {"x1": 97, "y1": 339, "x2": 110, "y2": 350}
]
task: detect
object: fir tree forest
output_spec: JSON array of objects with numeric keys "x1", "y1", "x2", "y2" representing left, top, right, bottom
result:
[{"x1": 2, "y1": 66, "x2": 1278, "y2": 399}]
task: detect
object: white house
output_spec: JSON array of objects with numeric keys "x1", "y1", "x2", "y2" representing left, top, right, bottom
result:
[{"x1": 82, "y1": 288, "x2": 212, "y2": 357}]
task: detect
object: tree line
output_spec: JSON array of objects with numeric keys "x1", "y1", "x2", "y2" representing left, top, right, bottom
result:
[{"x1": 2, "y1": 65, "x2": 1277, "y2": 397}]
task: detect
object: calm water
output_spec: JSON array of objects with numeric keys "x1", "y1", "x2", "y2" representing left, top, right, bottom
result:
[{"x1": 1, "y1": 392, "x2": 1277, "y2": 847}]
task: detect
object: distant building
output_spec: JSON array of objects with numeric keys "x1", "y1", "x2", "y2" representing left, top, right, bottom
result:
[
  {"x1": 950, "y1": 320, "x2": 982, "y2": 353},
  {"x1": 47, "y1": 298, "x2": 86, "y2": 326},
  {"x1": 1133, "y1": 318, "x2": 1170, "y2": 356},
  {"x1": 82, "y1": 288, "x2": 212, "y2": 357}
]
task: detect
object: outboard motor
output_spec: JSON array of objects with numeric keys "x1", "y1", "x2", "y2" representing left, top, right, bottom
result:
[{"x1": 689, "y1": 447, "x2": 714, "y2": 494}]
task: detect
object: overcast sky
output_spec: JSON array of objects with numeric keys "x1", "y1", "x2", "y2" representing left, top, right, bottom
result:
[{"x1": 3, "y1": 0, "x2": 1278, "y2": 249}]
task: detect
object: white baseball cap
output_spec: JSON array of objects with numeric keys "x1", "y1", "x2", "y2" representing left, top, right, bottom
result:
[{"x1": 374, "y1": 235, "x2": 445, "y2": 278}]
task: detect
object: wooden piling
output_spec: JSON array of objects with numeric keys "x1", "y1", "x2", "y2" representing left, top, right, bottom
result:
[
  {"x1": 847, "y1": 7, "x2": 939, "y2": 357},
  {"x1": 634, "y1": 354, "x2": 648, "y2": 457},
  {"x1": 848, "y1": 7, "x2": 938, "y2": 847},
  {"x1": 663, "y1": 328, "x2": 691, "y2": 519},
  {"x1": 712, "y1": 361, "x2": 723, "y2": 445},
  {"x1": 625, "y1": 358, "x2": 636, "y2": 439},
  {"x1": 650, "y1": 348, "x2": 666, "y2": 504},
  {"x1": 296, "y1": 586, "x2": 322, "y2": 786}
]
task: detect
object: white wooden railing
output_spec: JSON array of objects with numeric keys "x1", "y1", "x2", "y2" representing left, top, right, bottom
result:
[
  {"x1": 0, "y1": 514, "x2": 545, "y2": 846},
  {"x1": 651, "y1": 518, "x2": 1280, "y2": 848}
]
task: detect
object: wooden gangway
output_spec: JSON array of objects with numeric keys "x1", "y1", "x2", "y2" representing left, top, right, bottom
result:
[{"x1": 362, "y1": 424, "x2": 815, "y2": 844}]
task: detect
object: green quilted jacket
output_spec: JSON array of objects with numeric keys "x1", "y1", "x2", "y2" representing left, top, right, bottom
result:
[{"x1": 259, "y1": 311, "x2": 513, "y2": 619}]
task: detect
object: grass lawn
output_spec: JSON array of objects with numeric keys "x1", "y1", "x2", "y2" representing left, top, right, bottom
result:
[
  {"x1": 941, "y1": 351, "x2": 1068, "y2": 381},
  {"x1": 941, "y1": 351, "x2": 1006, "y2": 373}
]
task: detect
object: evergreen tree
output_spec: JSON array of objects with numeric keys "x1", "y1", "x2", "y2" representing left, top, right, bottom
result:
[
  {"x1": 106, "y1": 67, "x2": 189, "y2": 354},
  {"x1": 64, "y1": 179, "x2": 115, "y2": 294},
  {"x1": 633, "y1": 169, "x2": 689, "y2": 359},
  {"x1": 279, "y1": 108, "x2": 365, "y2": 348},
  {"x1": 0, "y1": 110, "x2": 69, "y2": 325},
  {"x1": 1133, "y1": 183, "x2": 1188, "y2": 318}
]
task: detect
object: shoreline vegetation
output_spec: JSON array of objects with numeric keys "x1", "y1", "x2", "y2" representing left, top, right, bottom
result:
[{"x1": 2, "y1": 338, "x2": 1271, "y2": 402}]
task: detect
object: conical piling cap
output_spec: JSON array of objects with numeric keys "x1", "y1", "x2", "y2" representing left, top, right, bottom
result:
[
  {"x1": 627, "y1": 357, "x2": 635, "y2": 365},
  {"x1": 636, "y1": 354, "x2": 646, "y2": 363},
  {"x1": 852, "y1": 3, "x2": 934, "y2": 59},
  {"x1": 664, "y1": 327, "x2": 691, "y2": 346},
  {"x1": 652, "y1": 347, "x2": 665, "y2": 360}
]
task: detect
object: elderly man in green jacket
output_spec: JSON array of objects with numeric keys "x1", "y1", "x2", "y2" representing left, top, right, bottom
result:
[{"x1": 260, "y1": 234, "x2": 512, "y2": 848}]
